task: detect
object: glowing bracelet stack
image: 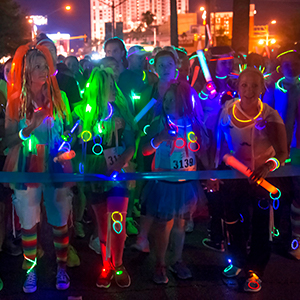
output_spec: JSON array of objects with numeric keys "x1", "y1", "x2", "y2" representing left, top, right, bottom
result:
[
  {"x1": 223, "y1": 154, "x2": 279, "y2": 195},
  {"x1": 151, "y1": 138, "x2": 159, "y2": 150},
  {"x1": 19, "y1": 129, "x2": 30, "y2": 141},
  {"x1": 266, "y1": 157, "x2": 280, "y2": 172}
]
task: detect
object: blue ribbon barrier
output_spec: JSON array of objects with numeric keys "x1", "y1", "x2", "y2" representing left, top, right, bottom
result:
[{"x1": 1, "y1": 165, "x2": 300, "y2": 183}]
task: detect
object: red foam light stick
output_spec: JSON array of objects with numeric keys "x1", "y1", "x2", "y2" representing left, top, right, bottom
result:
[
  {"x1": 54, "y1": 150, "x2": 76, "y2": 163},
  {"x1": 223, "y1": 154, "x2": 278, "y2": 195}
]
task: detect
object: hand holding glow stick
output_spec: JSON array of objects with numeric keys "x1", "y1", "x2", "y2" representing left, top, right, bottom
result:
[
  {"x1": 223, "y1": 154, "x2": 279, "y2": 195},
  {"x1": 196, "y1": 50, "x2": 217, "y2": 97}
]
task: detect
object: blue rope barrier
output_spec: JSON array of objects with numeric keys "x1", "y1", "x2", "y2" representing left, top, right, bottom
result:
[{"x1": 0, "y1": 165, "x2": 300, "y2": 183}]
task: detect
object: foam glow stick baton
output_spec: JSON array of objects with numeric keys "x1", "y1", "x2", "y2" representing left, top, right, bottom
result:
[
  {"x1": 53, "y1": 150, "x2": 76, "y2": 162},
  {"x1": 134, "y1": 98, "x2": 157, "y2": 123},
  {"x1": 223, "y1": 154, "x2": 278, "y2": 195},
  {"x1": 196, "y1": 50, "x2": 217, "y2": 97}
]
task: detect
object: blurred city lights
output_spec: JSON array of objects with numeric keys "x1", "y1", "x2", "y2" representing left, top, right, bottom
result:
[{"x1": 258, "y1": 39, "x2": 264, "y2": 45}]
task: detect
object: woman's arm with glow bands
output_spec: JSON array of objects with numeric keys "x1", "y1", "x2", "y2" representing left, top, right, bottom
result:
[{"x1": 223, "y1": 154, "x2": 279, "y2": 195}]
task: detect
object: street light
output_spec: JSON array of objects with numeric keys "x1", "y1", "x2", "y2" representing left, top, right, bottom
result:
[
  {"x1": 47, "y1": 5, "x2": 72, "y2": 16},
  {"x1": 265, "y1": 20, "x2": 276, "y2": 46},
  {"x1": 200, "y1": 7, "x2": 205, "y2": 12}
]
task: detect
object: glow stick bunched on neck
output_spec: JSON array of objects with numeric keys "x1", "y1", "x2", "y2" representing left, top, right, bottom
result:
[{"x1": 223, "y1": 154, "x2": 279, "y2": 195}]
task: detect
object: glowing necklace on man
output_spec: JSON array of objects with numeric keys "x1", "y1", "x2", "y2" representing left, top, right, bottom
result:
[{"x1": 232, "y1": 99, "x2": 263, "y2": 123}]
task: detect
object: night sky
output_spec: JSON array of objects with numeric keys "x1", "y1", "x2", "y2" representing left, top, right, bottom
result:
[{"x1": 15, "y1": 0, "x2": 300, "y2": 50}]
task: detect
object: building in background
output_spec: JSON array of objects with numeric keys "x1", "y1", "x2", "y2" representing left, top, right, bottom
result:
[
  {"x1": 90, "y1": 0, "x2": 189, "y2": 43},
  {"x1": 47, "y1": 33, "x2": 70, "y2": 57}
]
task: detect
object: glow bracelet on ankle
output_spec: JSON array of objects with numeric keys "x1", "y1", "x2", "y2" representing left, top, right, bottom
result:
[
  {"x1": 266, "y1": 157, "x2": 280, "y2": 172},
  {"x1": 150, "y1": 138, "x2": 159, "y2": 150},
  {"x1": 19, "y1": 129, "x2": 30, "y2": 141},
  {"x1": 24, "y1": 255, "x2": 37, "y2": 274}
]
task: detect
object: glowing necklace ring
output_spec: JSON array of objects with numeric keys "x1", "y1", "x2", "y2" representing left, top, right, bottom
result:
[
  {"x1": 175, "y1": 138, "x2": 186, "y2": 149},
  {"x1": 81, "y1": 130, "x2": 92, "y2": 142},
  {"x1": 113, "y1": 221, "x2": 123, "y2": 234},
  {"x1": 92, "y1": 144, "x2": 103, "y2": 155},
  {"x1": 111, "y1": 211, "x2": 123, "y2": 223},
  {"x1": 187, "y1": 131, "x2": 197, "y2": 143},
  {"x1": 188, "y1": 141, "x2": 200, "y2": 152},
  {"x1": 232, "y1": 100, "x2": 263, "y2": 123}
]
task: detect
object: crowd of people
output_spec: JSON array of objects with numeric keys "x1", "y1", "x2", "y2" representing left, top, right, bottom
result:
[{"x1": 0, "y1": 33, "x2": 299, "y2": 294}]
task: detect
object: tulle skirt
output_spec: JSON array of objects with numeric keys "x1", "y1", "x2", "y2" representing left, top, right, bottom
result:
[{"x1": 141, "y1": 179, "x2": 205, "y2": 221}]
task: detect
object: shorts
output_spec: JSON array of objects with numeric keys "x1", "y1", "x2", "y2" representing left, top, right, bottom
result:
[{"x1": 13, "y1": 185, "x2": 73, "y2": 230}]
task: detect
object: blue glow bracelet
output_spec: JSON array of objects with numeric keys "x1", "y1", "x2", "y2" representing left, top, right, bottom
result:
[{"x1": 19, "y1": 129, "x2": 30, "y2": 141}]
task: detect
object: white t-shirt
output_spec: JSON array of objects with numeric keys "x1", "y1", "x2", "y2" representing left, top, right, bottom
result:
[{"x1": 218, "y1": 99, "x2": 284, "y2": 169}]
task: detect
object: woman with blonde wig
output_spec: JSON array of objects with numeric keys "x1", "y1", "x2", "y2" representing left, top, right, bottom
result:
[{"x1": 4, "y1": 43, "x2": 73, "y2": 293}]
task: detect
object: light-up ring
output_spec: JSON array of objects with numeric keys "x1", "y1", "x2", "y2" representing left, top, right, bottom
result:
[
  {"x1": 111, "y1": 211, "x2": 123, "y2": 223},
  {"x1": 291, "y1": 239, "x2": 299, "y2": 250},
  {"x1": 273, "y1": 199, "x2": 280, "y2": 210},
  {"x1": 81, "y1": 130, "x2": 92, "y2": 142},
  {"x1": 272, "y1": 227, "x2": 280, "y2": 237},
  {"x1": 79, "y1": 162, "x2": 84, "y2": 174},
  {"x1": 248, "y1": 281, "x2": 260, "y2": 290},
  {"x1": 175, "y1": 138, "x2": 186, "y2": 149},
  {"x1": 269, "y1": 188, "x2": 281, "y2": 200},
  {"x1": 187, "y1": 131, "x2": 197, "y2": 143},
  {"x1": 188, "y1": 141, "x2": 200, "y2": 152},
  {"x1": 223, "y1": 264, "x2": 233, "y2": 272},
  {"x1": 93, "y1": 134, "x2": 102, "y2": 144},
  {"x1": 113, "y1": 221, "x2": 123, "y2": 234},
  {"x1": 143, "y1": 125, "x2": 150, "y2": 135},
  {"x1": 258, "y1": 199, "x2": 269, "y2": 210},
  {"x1": 240, "y1": 214, "x2": 244, "y2": 223},
  {"x1": 92, "y1": 144, "x2": 103, "y2": 155}
]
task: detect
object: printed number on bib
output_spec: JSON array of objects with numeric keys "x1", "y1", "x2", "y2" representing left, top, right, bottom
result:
[
  {"x1": 173, "y1": 158, "x2": 194, "y2": 169},
  {"x1": 103, "y1": 147, "x2": 124, "y2": 166}
]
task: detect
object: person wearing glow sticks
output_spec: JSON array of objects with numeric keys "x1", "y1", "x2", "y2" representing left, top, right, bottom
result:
[
  {"x1": 74, "y1": 67, "x2": 137, "y2": 289},
  {"x1": 197, "y1": 47, "x2": 236, "y2": 252},
  {"x1": 3, "y1": 44, "x2": 74, "y2": 293},
  {"x1": 213, "y1": 67, "x2": 288, "y2": 292},
  {"x1": 141, "y1": 81, "x2": 207, "y2": 284},
  {"x1": 263, "y1": 48, "x2": 300, "y2": 260}
]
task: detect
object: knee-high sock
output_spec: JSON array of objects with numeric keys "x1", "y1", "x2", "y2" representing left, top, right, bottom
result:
[
  {"x1": 22, "y1": 227, "x2": 37, "y2": 270},
  {"x1": 53, "y1": 225, "x2": 69, "y2": 269}
]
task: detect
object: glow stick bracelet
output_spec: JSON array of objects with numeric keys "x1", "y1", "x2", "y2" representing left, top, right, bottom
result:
[
  {"x1": 58, "y1": 120, "x2": 81, "y2": 151},
  {"x1": 134, "y1": 98, "x2": 157, "y2": 123},
  {"x1": 223, "y1": 154, "x2": 279, "y2": 195},
  {"x1": 54, "y1": 150, "x2": 76, "y2": 162}
]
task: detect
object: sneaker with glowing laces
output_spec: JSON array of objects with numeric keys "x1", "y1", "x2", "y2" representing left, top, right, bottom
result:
[
  {"x1": 114, "y1": 265, "x2": 131, "y2": 288},
  {"x1": 96, "y1": 267, "x2": 114, "y2": 289}
]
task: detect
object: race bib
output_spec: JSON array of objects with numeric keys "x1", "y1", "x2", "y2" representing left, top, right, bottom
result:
[
  {"x1": 171, "y1": 149, "x2": 196, "y2": 170},
  {"x1": 103, "y1": 146, "x2": 125, "y2": 166}
]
